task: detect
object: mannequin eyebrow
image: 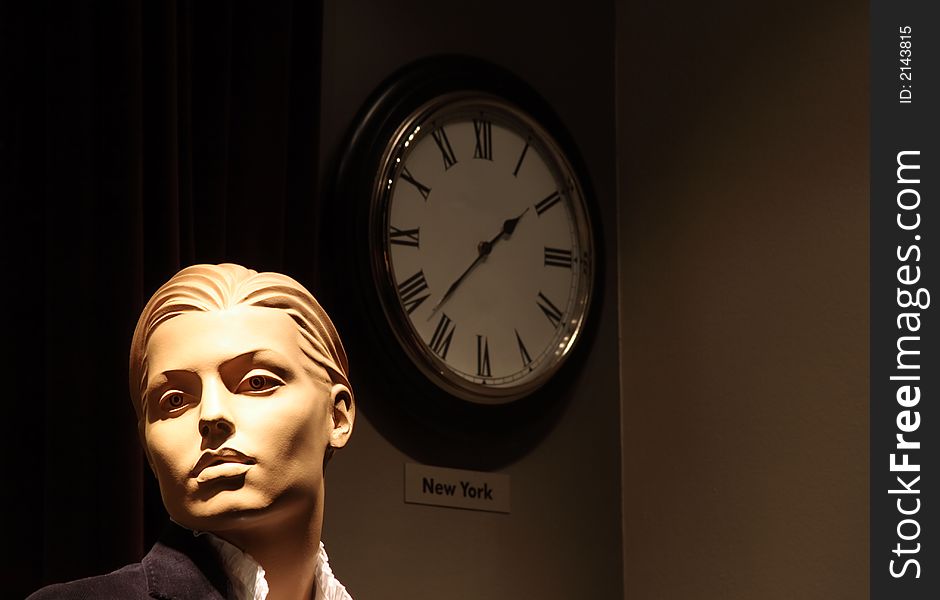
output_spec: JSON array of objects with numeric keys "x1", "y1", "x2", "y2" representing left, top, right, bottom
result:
[{"x1": 222, "y1": 350, "x2": 295, "y2": 380}]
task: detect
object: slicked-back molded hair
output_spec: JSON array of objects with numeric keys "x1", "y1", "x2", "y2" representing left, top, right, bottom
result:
[{"x1": 129, "y1": 263, "x2": 352, "y2": 423}]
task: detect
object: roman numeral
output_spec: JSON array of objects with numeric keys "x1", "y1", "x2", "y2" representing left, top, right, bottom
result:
[
  {"x1": 513, "y1": 140, "x2": 530, "y2": 177},
  {"x1": 544, "y1": 247, "x2": 573, "y2": 268},
  {"x1": 389, "y1": 226, "x2": 420, "y2": 248},
  {"x1": 514, "y1": 329, "x2": 532, "y2": 368},
  {"x1": 400, "y1": 167, "x2": 431, "y2": 200},
  {"x1": 431, "y1": 127, "x2": 457, "y2": 170},
  {"x1": 397, "y1": 270, "x2": 430, "y2": 315},
  {"x1": 429, "y1": 313, "x2": 456, "y2": 360},
  {"x1": 476, "y1": 335, "x2": 491, "y2": 377},
  {"x1": 536, "y1": 291, "x2": 564, "y2": 329},
  {"x1": 535, "y1": 191, "x2": 562, "y2": 216},
  {"x1": 473, "y1": 119, "x2": 493, "y2": 160}
]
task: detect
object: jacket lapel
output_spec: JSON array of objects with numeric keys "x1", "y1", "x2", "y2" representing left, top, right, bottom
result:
[{"x1": 142, "y1": 521, "x2": 233, "y2": 600}]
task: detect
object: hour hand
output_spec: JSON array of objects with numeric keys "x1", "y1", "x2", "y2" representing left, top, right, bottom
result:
[{"x1": 497, "y1": 207, "x2": 529, "y2": 239}]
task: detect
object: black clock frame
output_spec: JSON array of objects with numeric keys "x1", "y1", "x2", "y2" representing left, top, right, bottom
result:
[{"x1": 322, "y1": 55, "x2": 604, "y2": 465}]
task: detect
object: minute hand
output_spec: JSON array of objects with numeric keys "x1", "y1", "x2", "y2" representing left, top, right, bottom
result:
[{"x1": 429, "y1": 207, "x2": 530, "y2": 317}]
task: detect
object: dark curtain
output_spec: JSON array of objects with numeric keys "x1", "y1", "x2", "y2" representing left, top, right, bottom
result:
[{"x1": 2, "y1": 1, "x2": 324, "y2": 596}]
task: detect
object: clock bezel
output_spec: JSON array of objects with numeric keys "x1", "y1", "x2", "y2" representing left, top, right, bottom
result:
[
  {"x1": 326, "y1": 55, "x2": 605, "y2": 445},
  {"x1": 368, "y1": 92, "x2": 595, "y2": 404}
]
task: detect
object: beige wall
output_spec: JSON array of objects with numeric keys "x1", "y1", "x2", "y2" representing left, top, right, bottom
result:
[
  {"x1": 617, "y1": 2, "x2": 869, "y2": 598},
  {"x1": 312, "y1": 1, "x2": 868, "y2": 597}
]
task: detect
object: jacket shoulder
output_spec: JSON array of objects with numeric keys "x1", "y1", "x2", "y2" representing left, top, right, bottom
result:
[{"x1": 26, "y1": 563, "x2": 148, "y2": 600}]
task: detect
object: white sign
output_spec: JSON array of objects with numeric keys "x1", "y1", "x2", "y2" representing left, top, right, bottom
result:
[{"x1": 404, "y1": 463, "x2": 511, "y2": 513}]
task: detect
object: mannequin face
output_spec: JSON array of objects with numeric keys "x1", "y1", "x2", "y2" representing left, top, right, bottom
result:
[{"x1": 141, "y1": 305, "x2": 352, "y2": 533}]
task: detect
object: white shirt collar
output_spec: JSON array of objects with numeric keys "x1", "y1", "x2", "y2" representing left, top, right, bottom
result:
[{"x1": 198, "y1": 531, "x2": 353, "y2": 600}]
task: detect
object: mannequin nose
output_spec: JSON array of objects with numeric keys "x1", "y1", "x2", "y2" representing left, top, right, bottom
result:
[
  {"x1": 199, "y1": 419, "x2": 233, "y2": 438},
  {"x1": 198, "y1": 380, "x2": 235, "y2": 440}
]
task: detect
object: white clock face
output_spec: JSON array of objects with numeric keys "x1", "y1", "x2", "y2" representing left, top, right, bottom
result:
[{"x1": 373, "y1": 97, "x2": 593, "y2": 403}]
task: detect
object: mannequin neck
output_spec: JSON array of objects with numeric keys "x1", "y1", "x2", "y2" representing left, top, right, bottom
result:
[{"x1": 214, "y1": 501, "x2": 324, "y2": 600}]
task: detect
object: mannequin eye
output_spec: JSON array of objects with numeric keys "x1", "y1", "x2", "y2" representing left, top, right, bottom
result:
[
  {"x1": 158, "y1": 391, "x2": 193, "y2": 414},
  {"x1": 237, "y1": 373, "x2": 283, "y2": 395}
]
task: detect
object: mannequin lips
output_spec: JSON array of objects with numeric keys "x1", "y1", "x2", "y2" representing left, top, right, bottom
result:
[{"x1": 191, "y1": 448, "x2": 257, "y2": 483}]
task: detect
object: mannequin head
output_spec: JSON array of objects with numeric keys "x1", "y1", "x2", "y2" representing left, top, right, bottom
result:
[{"x1": 128, "y1": 264, "x2": 354, "y2": 534}]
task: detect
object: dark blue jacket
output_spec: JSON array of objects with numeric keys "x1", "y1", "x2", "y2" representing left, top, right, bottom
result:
[{"x1": 28, "y1": 523, "x2": 234, "y2": 599}]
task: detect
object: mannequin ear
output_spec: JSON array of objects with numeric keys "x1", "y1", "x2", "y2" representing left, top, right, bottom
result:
[{"x1": 329, "y1": 384, "x2": 355, "y2": 448}]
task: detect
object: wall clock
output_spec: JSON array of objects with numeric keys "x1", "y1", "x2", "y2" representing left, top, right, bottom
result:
[{"x1": 332, "y1": 56, "x2": 598, "y2": 412}]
